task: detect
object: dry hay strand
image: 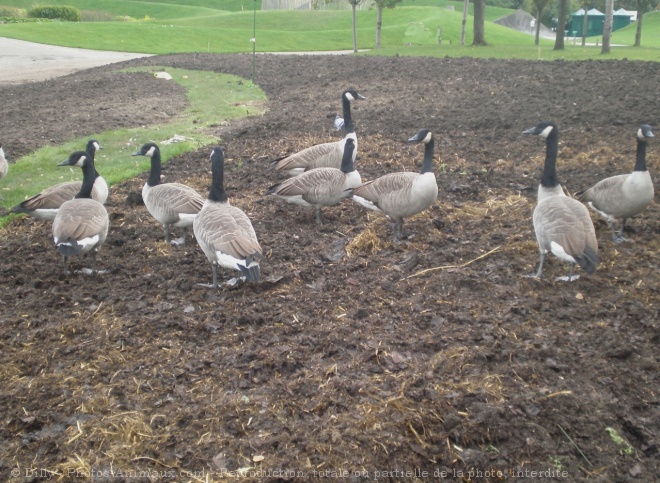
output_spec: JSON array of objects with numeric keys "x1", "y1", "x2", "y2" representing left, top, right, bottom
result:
[
  {"x1": 55, "y1": 410, "x2": 177, "y2": 477},
  {"x1": 346, "y1": 215, "x2": 382, "y2": 256}
]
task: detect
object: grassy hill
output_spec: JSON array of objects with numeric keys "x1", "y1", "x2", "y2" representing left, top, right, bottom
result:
[{"x1": 0, "y1": 0, "x2": 657, "y2": 60}]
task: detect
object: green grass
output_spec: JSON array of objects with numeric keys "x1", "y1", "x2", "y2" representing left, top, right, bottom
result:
[
  {"x1": 0, "y1": 68, "x2": 266, "y2": 228},
  {"x1": 0, "y1": 1, "x2": 658, "y2": 57}
]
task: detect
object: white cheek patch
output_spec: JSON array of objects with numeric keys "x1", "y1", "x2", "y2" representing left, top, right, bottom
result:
[{"x1": 540, "y1": 125, "x2": 554, "y2": 139}]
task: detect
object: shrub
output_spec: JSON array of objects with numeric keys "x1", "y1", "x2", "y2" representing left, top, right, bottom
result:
[
  {"x1": 0, "y1": 6, "x2": 26, "y2": 18},
  {"x1": 27, "y1": 5, "x2": 81, "y2": 22}
]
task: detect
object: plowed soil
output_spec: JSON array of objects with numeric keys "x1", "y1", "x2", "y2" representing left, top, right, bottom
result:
[{"x1": 0, "y1": 54, "x2": 658, "y2": 482}]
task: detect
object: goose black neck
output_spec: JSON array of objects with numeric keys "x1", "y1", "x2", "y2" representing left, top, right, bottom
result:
[
  {"x1": 342, "y1": 95, "x2": 355, "y2": 135},
  {"x1": 87, "y1": 149, "x2": 101, "y2": 179},
  {"x1": 634, "y1": 137, "x2": 648, "y2": 172},
  {"x1": 75, "y1": 162, "x2": 96, "y2": 199},
  {"x1": 540, "y1": 128, "x2": 559, "y2": 188},
  {"x1": 209, "y1": 155, "x2": 228, "y2": 203},
  {"x1": 340, "y1": 144, "x2": 356, "y2": 174},
  {"x1": 420, "y1": 138, "x2": 435, "y2": 174},
  {"x1": 147, "y1": 150, "x2": 162, "y2": 187}
]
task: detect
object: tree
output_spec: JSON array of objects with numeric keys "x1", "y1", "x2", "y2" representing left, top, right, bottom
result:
[
  {"x1": 631, "y1": 0, "x2": 659, "y2": 46},
  {"x1": 601, "y1": 0, "x2": 613, "y2": 53},
  {"x1": 461, "y1": 0, "x2": 469, "y2": 45},
  {"x1": 472, "y1": 0, "x2": 488, "y2": 46},
  {"x1": 374, "y1": 0, "x2": 403, "y2": 49},
  {"x1": 532, "y1": 0, "x2": 551, "y2": 45},
  {"x1": 553, "y1": 0, "x2": 568, "y2": 50},
  {"x1": 347, "y1": 0, "x2": 363, "y2": 53}
]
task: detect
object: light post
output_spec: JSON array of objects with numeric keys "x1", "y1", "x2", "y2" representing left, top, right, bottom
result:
[{"x1": 251, "y1": 0, "x2": 257, "y2": 85}]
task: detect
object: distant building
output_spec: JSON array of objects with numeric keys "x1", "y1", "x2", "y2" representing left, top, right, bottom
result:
[{"x1": 569, "y1": 8, "x2": 633, "y2": 37}]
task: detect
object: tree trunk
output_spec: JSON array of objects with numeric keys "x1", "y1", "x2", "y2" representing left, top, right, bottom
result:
[
  {"x1": 581, "y1": 3, "x2": 588, "y2": 46},
  {"x1": 472, "y1": 0, "x2": 487, "y2": 46},
  {"x1": 554, "y1": 0, "x2": 567, "y2": 50},
  {"x1": 352, "y1": 3, "x2": 358, "y2": 53},
  {"x1": 634, "y1": 12, "x2": 643, "y2": 46},
  {"x1": 375, "y1": 5, "x2": 383, "y2": 49},
  {"x1": 535, "y1": 13, "x2": 541, "y2": 45},
  {"x1": 601, "y1": 0, "x2": 613, "y2": 53},
  {"x1": 460, "y1": 0, "x2": 469, "y2": 46}
]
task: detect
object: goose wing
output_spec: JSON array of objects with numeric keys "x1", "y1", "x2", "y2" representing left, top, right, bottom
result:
[
  {"x1": 353, "y1": 172, "x2": 418, "y2": 206},
  {"x1": 148, "y1": 183, "x2": 205, "y2": 215},
  {"x1": 15, "y1": 181, "x2": 81, "y2": 211},
  {"x1": 577, "y1": 174, "x2": 628, "y2": 206},
  {"x1": 534, "y1": 197, "x2": 596, "y2": 258},
  {"x1": 271, "y1": 140, "x2": 344, "y2": 172},
  {"x1": 53, "y1": 199, "x2": 109, "y2": 242},
  {"x1": 196, "y1": 205, "x2": 262, "y2": 261},
  {"x1": 267, "y1": 168, "x2": 346, "y2": 204}
]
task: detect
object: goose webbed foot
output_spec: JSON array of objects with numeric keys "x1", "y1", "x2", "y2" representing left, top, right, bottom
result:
[
  {"x1": 79, "y1": 268, "x2": 108, "y2": 275},
  {"x1": 613, "y1": 233, "x2": 632, "y2": 243},
  {"x1": 556, "y1": 274, "x2": 580, "y2": 282},
  {"x1": 170, "y1": 236, "x2": 187, "y2": 246},
  {"x1": 197, "y1": 282, "x2": 218, "y2": 289}
]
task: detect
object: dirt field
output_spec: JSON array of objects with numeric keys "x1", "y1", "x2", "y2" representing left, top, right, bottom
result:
[{"x1": 0, "y1": 53, "x2": 658, "y2": 482}]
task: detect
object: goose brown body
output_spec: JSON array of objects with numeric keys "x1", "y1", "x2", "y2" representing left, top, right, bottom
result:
[
  {"x1": 352, "y1": 129, "x2": 438, "y2": 243},
  {"x1": 194, "y1": 146, "x2": 263, "y2": 287},
  {"x1": 52, "y1": 151, "x2": 109, "y2": 274},
  {"x1": 269, "y1": 89, "x2": 365, "y2": 176},
  {"x1": 576, "y1": 124, "x2": 654, "y2": 242},
  {"x1": 133, "y1": 142, "x2": 205, "y2": 245},
  {"x1": 523, "y1": 122, "x2": 599, "y2": 281},
  {"x1": 11, "y1": 140, "x2": 107, "y2": 221}
]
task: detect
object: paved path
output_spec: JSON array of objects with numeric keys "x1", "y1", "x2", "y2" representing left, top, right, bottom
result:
[{"x1": 0, "y1": 37, "x2": 151, "y2": 85}]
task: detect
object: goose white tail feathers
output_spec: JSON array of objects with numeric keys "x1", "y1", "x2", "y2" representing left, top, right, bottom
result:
[{"x1": 0, "y1": 143, "x2": 8, "y2": 182}]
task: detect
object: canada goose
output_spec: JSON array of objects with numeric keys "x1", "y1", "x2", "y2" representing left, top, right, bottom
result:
[
  {"x1": 575, "y1": 124, "x2": 654, "y2": 243},
  {"x1": 194, "y1": 146, "x2": 264, "y2": 288},
  {"x1": 10, "y1": 139, "x2": 107, "y2": 221},
  {"x1": 523, "y1": 121, "x2": 600, "y2": 281},
  {"x1": 268, "y1": 89, "x2": 366, "y2": 175},
  {"x1": 132, "y1": 142, "x2": 205, "y2": 245},
  {"x1": 352, "y1": 129, "x2": 439, "y2": 244},
  {"x1": 0, "y1": 143, "x2": 8, "y2": 199},
  {"x1": 265, "y1": 137, "x2": 361, "y2": 224},
  {"x1": 53, "y1": 151, "x2": 109, "y2": 275}
]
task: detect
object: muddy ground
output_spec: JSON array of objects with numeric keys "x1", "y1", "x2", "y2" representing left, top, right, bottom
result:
[{"x1": 0, "y1": 54, "x2": 658, "y2": 482}]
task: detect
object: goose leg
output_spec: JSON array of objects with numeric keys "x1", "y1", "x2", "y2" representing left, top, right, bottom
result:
[
  {"x1": 197, "y1": 263, "x2": 219, "y2": 289},
  {"x1": 391, "y1": 221, "x2": 401, "y2": 244},
  {"x1": 171, "y1": 227, "x2": 187, "y2": 246},
  {"x1": 613, "y1": 218, "x2": 631, "y2": 243},
  {"x1": 163, "y1": 224, "x2": 172, "y2": 243},
  {"x1": 526, "y1": 252, "x2": 545, "y2": 279},
  {"x1": 315, "y1": 207, "x2": 323, "y2": 225},
  {"x1": 61, "y1": 255, "x2": 69, "y2": 275}
]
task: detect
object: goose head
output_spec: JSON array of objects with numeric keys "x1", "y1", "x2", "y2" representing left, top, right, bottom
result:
[
  {"x1": 343, "y1": 88, "x2": 366, "y2": 102},
  {"x1": 132, "y1": 142, "x2": 159, "y2": 158},
  {"x1": 86, "y1": 139, "x2": 102, "y2": 155},
  {"x1": 638, "y1": 124, "x2": 654, "y2": 141},
  {"x1": 406, "y1": 129, "x2": 433, "y2": 145},
  {"x1": 58, "y1": 151, "x2": 92, "y2": 168},
  {"x1": 523, "y1": 121, "x2": 557, "y2": 139}
]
